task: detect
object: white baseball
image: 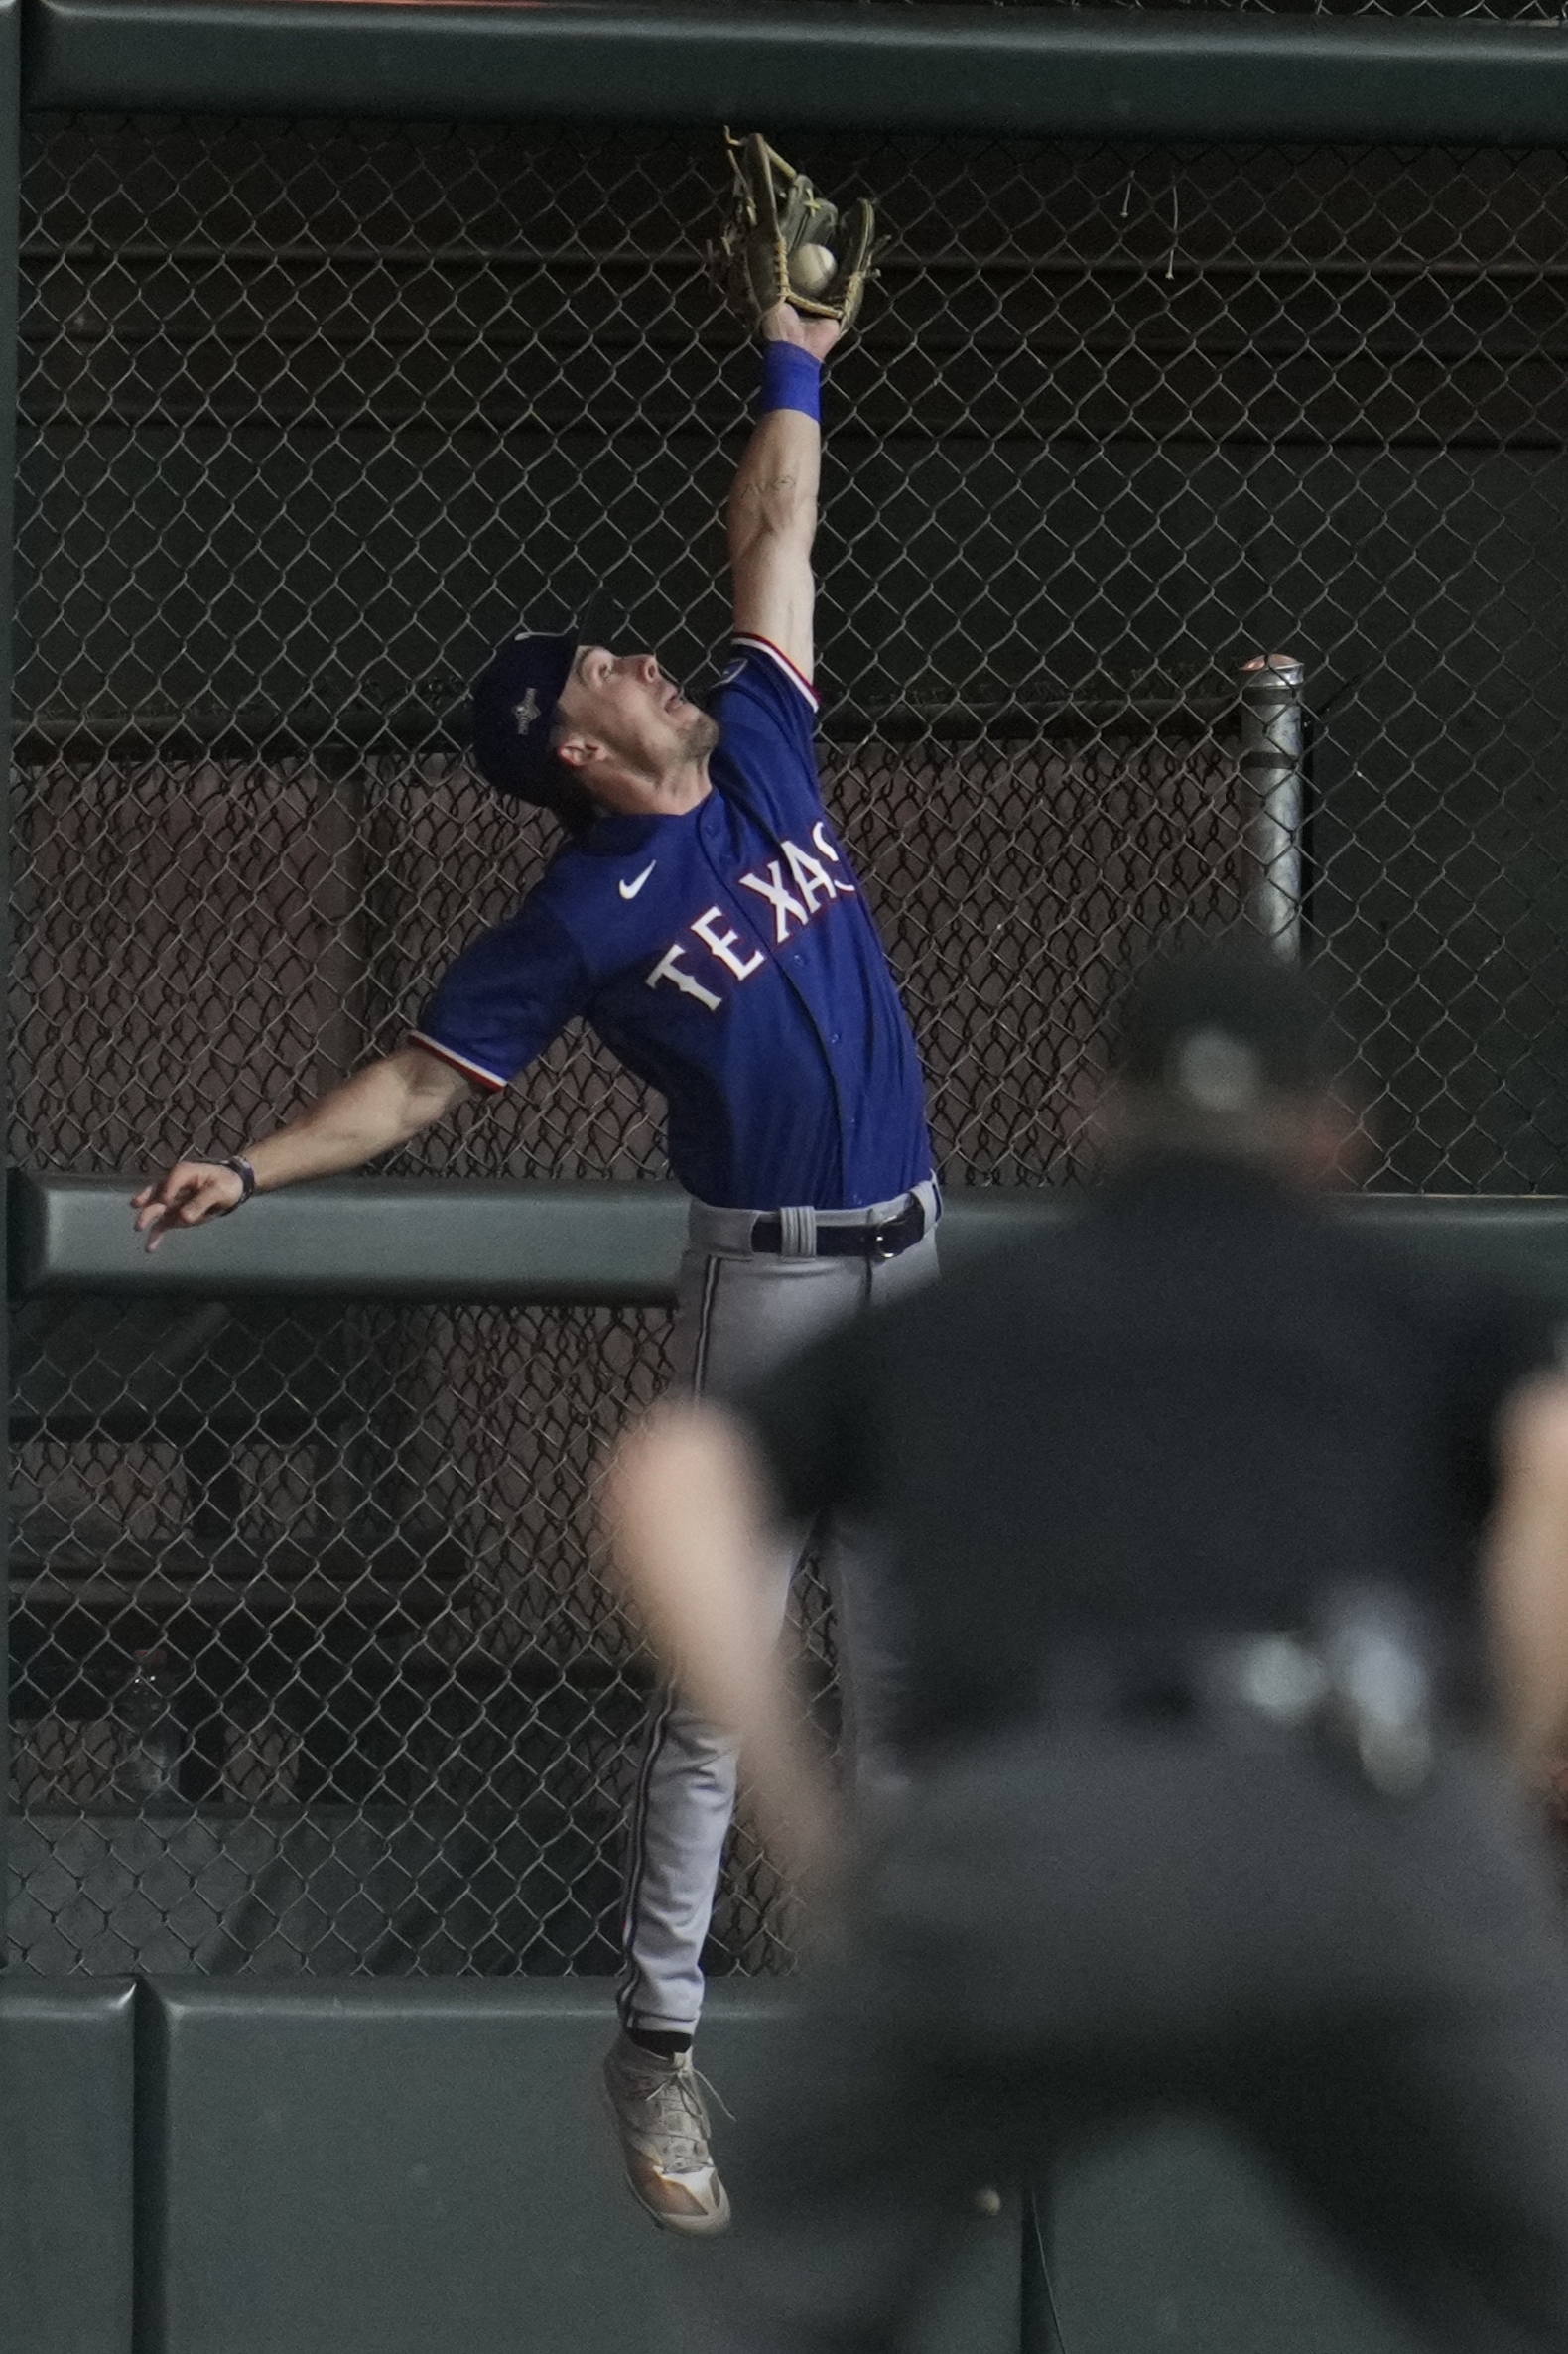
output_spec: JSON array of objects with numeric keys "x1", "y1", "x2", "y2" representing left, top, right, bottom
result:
[{"x1": 788, "y1": 242, "x2": 837, "y2": 299}]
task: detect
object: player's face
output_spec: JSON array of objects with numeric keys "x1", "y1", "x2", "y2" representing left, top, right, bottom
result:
[{"x1": 556, "y1": 646, "x2": 717, "y2": 805}]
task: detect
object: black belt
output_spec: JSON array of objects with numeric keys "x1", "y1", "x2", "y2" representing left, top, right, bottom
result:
[{"x1": 749, "y1": 1195, "x2": 928, "y2": 1261}]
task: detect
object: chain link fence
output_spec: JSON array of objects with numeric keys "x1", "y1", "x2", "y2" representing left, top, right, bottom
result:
[
  {"x1": 934, "y1": 2, "x2": 1568, "y2": 15},
  {"x1": 11, "y1": 112, "x2": 1568, "y2": 1971}
]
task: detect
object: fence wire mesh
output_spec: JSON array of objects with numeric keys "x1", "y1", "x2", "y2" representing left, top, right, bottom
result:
[
  {"x1": 931, "y1": 2, "x2": 1568, "y2": 15},
  {"x1": 938, "y1": 0, "x2": 1568, "y2": 15},
  {"x1": 11, "y1": 115, "x2": 1568, "y2": 1970}
]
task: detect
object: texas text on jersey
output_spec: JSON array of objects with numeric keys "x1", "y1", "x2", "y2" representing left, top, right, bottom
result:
[{"x1": 411, "y1": 636, "x2": 932, "y2": 1211}]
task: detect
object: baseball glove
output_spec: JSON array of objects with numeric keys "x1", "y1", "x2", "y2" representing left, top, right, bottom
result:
[{"x1": 720, "y1": 130, "x2": 878, "y2": 335}]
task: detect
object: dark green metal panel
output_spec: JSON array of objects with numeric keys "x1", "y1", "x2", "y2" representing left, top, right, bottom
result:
[
  {"x1": 16, "y1": 1170, "x2": 1568, "y2": 1310},
  {"x1": 139, "y1": 1978, "x2": 1017, "y2": 2354},
  {"x1": 25, "y1": 0, "x2": 1568, "y2": 146},
  {"x1": 0, "y1": 1980, "x2": 136, "y2": 2354}
]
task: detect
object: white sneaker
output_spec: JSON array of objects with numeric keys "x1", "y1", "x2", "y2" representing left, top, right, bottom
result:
[{"x1": 601, "y1": 2035, "x2": 732, "y2": 2236}]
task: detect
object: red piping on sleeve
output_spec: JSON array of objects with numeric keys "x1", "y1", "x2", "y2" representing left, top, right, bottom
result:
[
  {"x1": 732, "y1": 634, "x2": 820, "y2": 711},
  {"x1": 407, "y1": 1031, "x2": 509, "y2": 1093}
]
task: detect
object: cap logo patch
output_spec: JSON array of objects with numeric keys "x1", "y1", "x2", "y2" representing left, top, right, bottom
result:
[{"x1": 514, "y1": 689, "x2": 541, "y2": 738}]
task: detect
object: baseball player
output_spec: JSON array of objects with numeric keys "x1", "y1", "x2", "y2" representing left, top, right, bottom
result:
[{"x1": 131, "y1": 140, "x2": 935, "y2": 2236}]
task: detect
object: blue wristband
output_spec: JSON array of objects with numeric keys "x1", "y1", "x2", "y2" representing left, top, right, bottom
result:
[{"x1": 758, "y1": 341, "x2": 822, "y2": 423}]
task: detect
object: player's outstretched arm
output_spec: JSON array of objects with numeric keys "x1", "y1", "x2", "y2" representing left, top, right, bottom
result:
[
  {"x1": 727, "y1": 303, "x2": 841, "y2": 687},
  {"x1": 131, "y1": 1042, "x2": 473, "y2": 1251}
]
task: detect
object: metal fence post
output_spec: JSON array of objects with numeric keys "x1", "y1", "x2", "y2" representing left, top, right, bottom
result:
[{"x1": 1240, "y1": 652, "x2": 1308, "y2": 961}]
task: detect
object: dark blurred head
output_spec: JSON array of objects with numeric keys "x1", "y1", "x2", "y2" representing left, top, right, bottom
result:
[{"x1": 1106, "y1": 941, "x2": 1354, "y2": 1179}]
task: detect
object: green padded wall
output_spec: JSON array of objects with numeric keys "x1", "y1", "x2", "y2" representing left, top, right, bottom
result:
[
  {"x1": 19, "y1": 1172, "x2": 1568, "y2": 1309},
  {"x1": 0, "y1": 1973, "x2": 1515, "y2": 2352},
  {"x1": 28, "y1": 0, "x2": 1568, "y2": 148},
  {"x1": 0, "y1": 1979, "x2": 135, "y2": 2354},
  {"x1": 137, "y1": 1979, "x2": 1019, "y2": 2354}
]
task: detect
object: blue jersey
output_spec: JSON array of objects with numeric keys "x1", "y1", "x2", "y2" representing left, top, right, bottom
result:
[{"x1": 413, "y1": 636, "x2": 932, "y2": 1211}]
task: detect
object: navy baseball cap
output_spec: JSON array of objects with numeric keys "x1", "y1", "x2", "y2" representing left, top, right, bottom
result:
[{"x1": 470, "y1": 628, "x2": 579, "y2": 809}]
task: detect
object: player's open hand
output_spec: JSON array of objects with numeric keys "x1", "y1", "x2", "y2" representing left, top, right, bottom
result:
[
  {"x1": 131, "y1": 1161, "x2": 244, "y2": 1252},
  {"x1": 760, "y1": 300, "x2": 842, "y2": 365}
]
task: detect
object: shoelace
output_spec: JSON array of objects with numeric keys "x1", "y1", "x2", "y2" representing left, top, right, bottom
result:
[{"x1": 629, "y1": 2061, "x2": 733, "y2": 2173}]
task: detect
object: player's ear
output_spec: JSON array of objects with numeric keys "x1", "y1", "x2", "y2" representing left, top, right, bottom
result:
[{"x1": 554, "y1": 729, "x2": 598, "y2": 772}]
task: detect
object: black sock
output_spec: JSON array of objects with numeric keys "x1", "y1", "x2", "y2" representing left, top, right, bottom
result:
[{"x1": 627, "y1": 2027, "x2": 692, "y2": 2060}]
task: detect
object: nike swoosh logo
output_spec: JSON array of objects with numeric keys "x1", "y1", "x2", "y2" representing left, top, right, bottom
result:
[{"x1": 618, "y1": 862, "x2": 656, "y2": 901}]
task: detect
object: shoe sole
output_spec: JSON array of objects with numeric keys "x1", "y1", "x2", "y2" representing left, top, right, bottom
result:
[{"x1": 598, "y1": 2075, "x2": 733, "y2": 2238}]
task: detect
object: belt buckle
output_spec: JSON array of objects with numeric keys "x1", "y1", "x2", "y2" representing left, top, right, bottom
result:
[{"x1": 871, "y1": 1206, "x2": 914, "y2": 1262}]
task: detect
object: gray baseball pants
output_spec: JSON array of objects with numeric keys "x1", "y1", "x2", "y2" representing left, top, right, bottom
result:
[{"x1": 616, "y1": 1182, "x2": 940, "y2": 2039}]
